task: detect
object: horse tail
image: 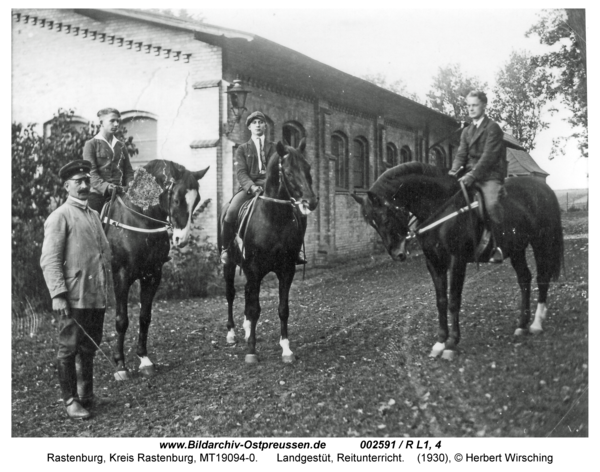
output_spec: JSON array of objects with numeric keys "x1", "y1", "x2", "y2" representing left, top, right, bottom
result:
[{"x1": 544, "y1": 187, "x2": 565, "y2": 281}]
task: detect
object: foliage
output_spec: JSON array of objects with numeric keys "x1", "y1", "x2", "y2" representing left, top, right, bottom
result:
[
  {"x1": 526, "y1": 9, "x2": 588, "y2": 158},
  {"x1": 147, "y1": 8, "x2": 205, "y2": 22},
  {"x1": 425, "y1": 64, "x2": 487, "y2": 121},
  {"x1": 362, "y1": 73, "x2": 423, "y2": 103},
  {"x1": 487, "y1": 51, "x2": 553, "y2": 152},
  {"x1": 11, "y1": 109, "x2": 137, "y2": 315}
]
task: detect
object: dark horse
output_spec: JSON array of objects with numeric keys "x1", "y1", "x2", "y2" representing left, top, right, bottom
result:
[
  {"x1": 105, "y1": 160, "x2": 209, "y2": 379},
  {"x1": 352, "y1": 162, "x2": 563, "y2": 360},
  {"x1": 222, "y1": 139, "x2": 318, "y2": 363}
]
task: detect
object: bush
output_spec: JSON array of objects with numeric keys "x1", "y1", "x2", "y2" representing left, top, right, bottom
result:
[{"x1": 156, "y1": 200, "x2": 223, "y2": 299}]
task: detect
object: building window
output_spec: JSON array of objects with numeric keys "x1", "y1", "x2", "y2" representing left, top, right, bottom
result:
[
  {"x1": 400, "y1": 145, "x2": 412, "y2": 163},
  {"x1": 331, "y1": 132, "x2": 348, "y2": 190},
  {"x1": 429, "y1": 146, "x2": 446, "y2": 168},
  {"x1": 43, "y1": 114, "x2": 90, "y2": 138},
  {"x1": 386, "y1": 142, "x2": 399, "y2": 168},
  {"x1": 121, "y1": 111, "x2": 158, "y2": 168},
  {"x1": 353, "y1": 137, "x2": 369, "y2": 189},
  {"x1": 282, "y1": 121, "x2": 305, "y2": 148}
]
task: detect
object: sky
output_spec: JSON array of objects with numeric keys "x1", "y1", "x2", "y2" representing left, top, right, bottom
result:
[{"x1": 191, "y1": 4, "x2": 591, "y2": 190}]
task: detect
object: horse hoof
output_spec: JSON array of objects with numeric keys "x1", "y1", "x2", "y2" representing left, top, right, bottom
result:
[
  {"x1": 441, "y1": 350, "x2": 457, "y2": 361},
  {"x1": 226, "y1": 338, "x2": 237, "y2": 346},
  {"x1": 114, "y1": 370, "x2": 130, "y2": 381},
  {"x1": 139, "y1": 365, "x2": 156, "y2": 378},
  {"x1": 245, "y1": 354, "x2": 258, "y2": 364},
  {"x1": 514, "y1": 328, "x2": 527, "y2": 336},
  {"x1": 529, "y1": 327, "x2": 543, "y2": 335},
  {"x1": 282, "y1": 354, "x2": 295, "y2": 363}
]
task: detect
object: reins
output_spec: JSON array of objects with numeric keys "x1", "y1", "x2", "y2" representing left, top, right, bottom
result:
[{"x1": 102, "y1": 195, "x2": 172, "y2": 234}]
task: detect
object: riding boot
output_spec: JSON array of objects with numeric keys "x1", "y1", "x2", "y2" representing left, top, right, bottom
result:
[
  {"x1": 57, "y1": 355, "x2": 78, "y2": 404},
  {"x1": 220, "y1": 221, "x2": 236, "y2": 264},
  {"x1": 76, "y1": 354, "x2": 95, "y2": 409},
  {"x1": 296, "y1": 215, "x2": 307, "y2": 265},
  {"x1": 488, "y1": 209, "x2": 505, "y2": 264}
]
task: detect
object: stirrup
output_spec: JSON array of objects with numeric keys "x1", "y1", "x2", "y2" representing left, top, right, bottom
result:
[{"x1": 489, "y1": 247, "x2": 504, "y2": 263}]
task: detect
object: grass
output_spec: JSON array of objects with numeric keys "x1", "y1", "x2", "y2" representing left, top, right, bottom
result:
[{"x1": 12, "y1": 212, "x2": 588, "y2": 437}]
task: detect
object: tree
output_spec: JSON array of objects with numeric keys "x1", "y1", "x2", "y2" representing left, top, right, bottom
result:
[
  {"x1": 362, "y1": 73, "x2": 422, "y2": 103},
  {"x1": 487, "y1": 50, "x2": 553, "y2": 152},
  {"x1": 147, "y1": 9, "x2": 205, "y2": 23},
  {"x1": 526, "y1": 9, "x2": 587, "y2": 158},
  {"x1": 426, "y1": 64, "x2": 487, "y2": 121}
]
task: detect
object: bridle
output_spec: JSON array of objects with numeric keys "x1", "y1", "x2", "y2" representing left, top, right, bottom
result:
[{"x1": 259, "y1": 153, "x2": 304, "y2": 210}]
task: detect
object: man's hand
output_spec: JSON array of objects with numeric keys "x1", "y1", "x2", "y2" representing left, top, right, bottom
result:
[
  {"x1": 458, "y1": 173, "x2": 476, "y2": 187},
  {"x1": 52, "y1": 296, "x2": 71, "y2": 318},
  {"x1": 249, "y1": 185, "x2": 263, "y2": 195},
  {"x1": 448, "y1": 169, "x2": 459, "y2": 178}
]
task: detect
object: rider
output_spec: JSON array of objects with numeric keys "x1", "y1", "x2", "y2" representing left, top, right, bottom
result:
[
  {"x1": 448, "y1": 91, "x2": 507, "y2": 263},
  {"x1": 83, "y1": 108, "x2": 135, "y2": 214},
  {"x1": 220, "y1": 111, "x2": 306, "y2": 265}
]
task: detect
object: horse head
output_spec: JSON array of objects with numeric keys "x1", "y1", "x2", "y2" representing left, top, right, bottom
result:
[
  {"x1": 267, "y1": 138, "x2": 319, "y2": 215},
  {"x1": 145, "y1": 160, "x2": 210, "y2": 248},
  {"x1": 351, "y1": 190, "x2": 411, "y2": 262}
]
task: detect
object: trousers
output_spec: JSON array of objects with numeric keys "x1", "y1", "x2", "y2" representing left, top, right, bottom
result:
[{"x1": 56, "y1": 308, "x2": 105, "y2": 402}]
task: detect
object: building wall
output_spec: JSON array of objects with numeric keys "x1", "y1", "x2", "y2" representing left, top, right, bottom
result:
[{"x1": 12, "y1": 8, "x2": 223, "y2": 243}]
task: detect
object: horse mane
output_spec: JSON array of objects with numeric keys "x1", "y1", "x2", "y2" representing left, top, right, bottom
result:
[
  {"x1": 371, "y1": 162, "x2": 447, "y2": 198},
  {"x1": 144, "y1": 159, "x2": 196, "y2": 187}
]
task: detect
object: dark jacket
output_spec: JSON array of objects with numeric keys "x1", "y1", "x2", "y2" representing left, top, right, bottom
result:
[
  {"x1": 83, "y1": 136, "x2": 134, "y2": 196},
  {"x1": 235, "y1": 138, "x2": 276, "y2": 192},
  {"x1": 40, "y1": 197, "x2": 112, "y2": 309},
  {"x1": 450, "y1": 116, "x2": 507, "y2": 182}
]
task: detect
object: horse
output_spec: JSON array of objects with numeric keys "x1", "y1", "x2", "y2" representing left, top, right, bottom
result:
[
  {"x1": 222, "y1": 139, "x2": 319, "y2": 363},
  {"x1": 104, "y1": 159, "x2": 209, "y2": 379},
  {"x1": 351, "y1": 162, "x2": 563, "y2": 360}
]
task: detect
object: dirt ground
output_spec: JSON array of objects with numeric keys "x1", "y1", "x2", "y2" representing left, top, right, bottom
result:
[{"x1": 12, "y1": 211, "x2": 588, "y2": 437}]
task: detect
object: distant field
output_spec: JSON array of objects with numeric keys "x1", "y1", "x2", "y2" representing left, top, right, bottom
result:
[{"x1": 554, "y1": 188, "x2": 588, "y2": 211}]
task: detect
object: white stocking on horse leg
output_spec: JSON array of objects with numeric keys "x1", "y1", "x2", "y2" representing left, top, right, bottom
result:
[
  {"x1": 280, "y1": 338, "x2": 295, "y2": 363},
  {"x1": 529, "y1": 303, "x2": 547, "y2": 335},
  {"x1": 243, "y1": 319, "x2": 251, "y2": 341},
  {"x1": 226, "y1": 329, "x2": 236, "y2": 344},
  {"x1": 138, "y1": 356, "x2": 156, "y2": 377},
  {"x1": 429, "y1": 342, "x2": 445, "y2": 358}
]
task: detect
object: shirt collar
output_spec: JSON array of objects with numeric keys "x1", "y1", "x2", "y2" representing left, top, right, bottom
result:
[
  {"x1": 94, "y1": 133, "x2": 120, "y2": 150},
  {"x1": 472, "y1": 116, "x2": 485, "y2": 128},
  {"x1": 67, "y1": 195, "x2": 89, "y2": 210}
]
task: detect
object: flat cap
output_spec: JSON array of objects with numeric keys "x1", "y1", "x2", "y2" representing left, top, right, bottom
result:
[
  {"x1": 245, "y1": 111, "x2": 267, "y2": 127},
  {"x1": 59, "y1": 160, "x2": 91, "y2": 182}
]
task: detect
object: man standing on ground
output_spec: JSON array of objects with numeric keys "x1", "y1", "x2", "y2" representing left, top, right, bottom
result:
[{"x1": 40, "y1": 160, "x2": 112, "y2": 420}]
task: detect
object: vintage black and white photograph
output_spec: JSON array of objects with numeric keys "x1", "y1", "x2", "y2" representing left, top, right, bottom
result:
[{"x1": 10, "y1": 3, "x2": 590, "y2": 455}]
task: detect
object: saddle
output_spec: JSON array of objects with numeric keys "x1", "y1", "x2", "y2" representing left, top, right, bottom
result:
[{"x1": 233, "y1": 197, "x2": 259, "y2": 259}]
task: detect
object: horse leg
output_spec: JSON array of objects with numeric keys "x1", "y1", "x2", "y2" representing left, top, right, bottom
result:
[
  {"x1": 509, "y1": 249, "x2": 533, "y2": 336},
  {"x1": 529, "y1": 246, "x2": 553, "y2": 335},
  {"x1": 243, "y1": 271, "x2": 263, "y2": 364},
  {"x1": 224, "y1": 260, "x2": 237, "y2": 344},
  {"x1": 443, "y1": 257, "x2": 468, "y2": 360},
  {"x1": 276, "y1": 267, "x2": 296, "y2": 363},
  {"x1": 136, "y1": 270, "x2": 162, "y2": 377},
  {"x1": 425, "y1": 257, "x2": 449, "y2": 358},
  {"x1": 113, "y1": 272, "x2": 132, "y2": 381}
]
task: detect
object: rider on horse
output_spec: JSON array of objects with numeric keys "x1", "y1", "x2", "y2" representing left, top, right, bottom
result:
[
  {"x1": 83, "y1": 108, "x2": 134, "y2": 214},
  {"x1": 220, "y1": 111, "x2": 307, "y2": 265},
  {"x1": 448, "y1": 91, "x2": 506, "y2": 263}
]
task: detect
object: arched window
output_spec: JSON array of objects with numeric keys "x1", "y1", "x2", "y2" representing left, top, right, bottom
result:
[
  {"x1": 353, "y1": 137, "x2": 369, "y2": 189},
  {"x1": 331, "y1": 132, "x2": 348, "y2": 190},
  {"x1": 43, "y1": 114, "x2": 90, "y2": 138},
  {"x1": 386, "y1": 142, "x2": 399, "y2": 168},
  {"x1": 282, "y1": 121, "x2": 305, "y2": 148},
  {"x1": 400, "y1": 145, "x2": 412, "y2": 164},
  {"x1": 121, "y1": 111, "x2": 158, "y2": 168},
  {"x1": 429, "y1": 146, "x2": 446, "y2": 168}
]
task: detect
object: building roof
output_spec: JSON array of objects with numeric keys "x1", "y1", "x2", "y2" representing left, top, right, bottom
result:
[
  {"x1": 507, "y1": 148, "x2": 549, "y2": 177},
  {"x1": 86, "y1": 9, "x2": 459, "y2": 132}
]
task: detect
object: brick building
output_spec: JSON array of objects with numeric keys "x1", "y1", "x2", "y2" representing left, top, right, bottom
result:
[{"x1": 12, "y1": 8, "x2": 461, "y2": 265}]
